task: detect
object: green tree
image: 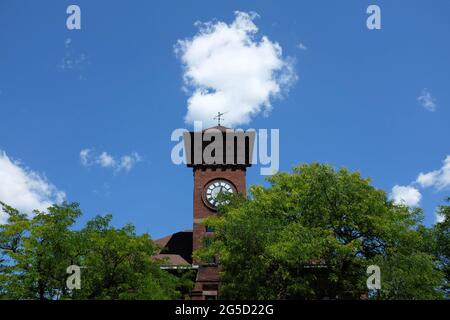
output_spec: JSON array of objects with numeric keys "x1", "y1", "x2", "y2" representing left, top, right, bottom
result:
[
  {"x1": 71, "y1": 214, "x2": 192, "y2": 300},
  {"x1": 0, "y1": 202, "x2": 81, "y2": 299},
  {"x1": 199, "y1": 163, "x2": 446, "y2": 299},
  {"x1": 433, "y1": 198, "x2": 450, "y2": 296},
  {"x1": 0, "y1": 202, "x2": 191, "y2": 300}
]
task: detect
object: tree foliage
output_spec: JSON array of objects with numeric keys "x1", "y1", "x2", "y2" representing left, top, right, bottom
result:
[
  {"x1": 433, "y1": 198, "x2": 450, "y2": 296},
  {"x1": 199, "y1": 163, "x2": 447, "y2": 299},
  {"x1": 0, "y1": 202, "x2": 191, "y2": 300}
]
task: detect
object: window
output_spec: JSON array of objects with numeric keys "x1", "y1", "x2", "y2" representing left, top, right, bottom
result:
[
  {"x1": 204, "y1": 237, "x2": 216, "y2": 264},
  {"x1": 205, "y1": 225, "x2": 214, "y2": 233},
  {"x1": 204, "y1": 237, "x2": 212, "y2": 247},
  {"x1": 206, "y1": 255, "x2": 216, "y2": 264}
]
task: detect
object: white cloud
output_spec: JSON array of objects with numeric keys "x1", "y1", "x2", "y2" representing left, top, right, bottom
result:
[
  {"x1": 390, "y1": 185, "x2": 422, "y2": 207},
  {"x1": 80, "y1": 149, "x2": 141, "y2": 173},
  {"x1": 297, "y1": 42, "x2": 308, "y2": 50},
  {"x1": 117, "y1": 153, "x2": 142, "y2": 172},
  {"x1": 416, "y1": 155, "x2": 450, "y2": 190},
  {"x1": 80, "y1": 148, "x2": 91, "y2": 166},
  {"x1": 175, "y1": 11, "x2": 296, "y2": 127},
  {"x1": 97, "y1": 152, "x2": 116, "y2": 168},
  {"x1": 391, "y1": 155, "x2": 450, "y2": 222},
  {"x1": 0, "y1": 151, "x2": 65, "y2": 223},
  {"x1": 58, "y1": 37, "x2": 89, "y2": 80},
  {"x1": 417, "y1": 89, "x2": 436, "y2": 112},
  {"x1": 436, "y1": 211, "x2": 445, "y2": 223},
  {"x1": 416, "y1": 171, "x2": 439, "y2": 188}
]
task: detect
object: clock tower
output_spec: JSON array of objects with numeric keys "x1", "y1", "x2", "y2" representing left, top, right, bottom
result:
[{"x1": 183, "y1": 125, "x2": 255, "y2": 300}]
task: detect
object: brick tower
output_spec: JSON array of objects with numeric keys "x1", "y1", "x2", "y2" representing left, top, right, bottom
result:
[{"x1": 183, "y1": 125, "x2": 255, "y2": 299}]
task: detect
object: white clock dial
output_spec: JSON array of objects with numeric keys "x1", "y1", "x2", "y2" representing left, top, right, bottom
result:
[{"x1": 203, "y1": 179, "x2": 235, "y2": 209}]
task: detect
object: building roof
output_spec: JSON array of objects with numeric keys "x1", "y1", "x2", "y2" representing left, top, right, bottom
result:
[
  {"x1": 153, "y1": 253, "x2": 191, "y2": 266},
  {"x1": 153, "y1": 230, "x2": 193, "y2": 266}
]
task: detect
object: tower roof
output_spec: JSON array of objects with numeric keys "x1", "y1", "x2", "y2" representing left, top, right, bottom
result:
[
  {"x1": 183, "y1": 127, "x2": 255, "y2": 168},
  {"x1": 203, "y1": 125, "x2": 230, "y2": 132}
]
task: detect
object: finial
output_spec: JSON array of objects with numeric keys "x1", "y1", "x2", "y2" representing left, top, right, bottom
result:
[{"x1": 213, "y1": 112, "x2": 225, "y2": 126}]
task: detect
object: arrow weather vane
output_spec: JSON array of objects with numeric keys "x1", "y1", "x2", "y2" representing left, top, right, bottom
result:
[{"x1": 214, "y1": 111, "x2": 226, "y2": 126}]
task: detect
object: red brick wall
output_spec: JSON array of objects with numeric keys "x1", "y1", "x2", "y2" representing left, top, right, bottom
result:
[{"x1": 192, "y1": 167, "x2": 246, "y2": 263}]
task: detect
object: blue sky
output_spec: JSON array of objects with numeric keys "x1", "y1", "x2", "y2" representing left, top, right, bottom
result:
[{"x1": 0, "y1": 0, "x2": 449, "y2": 238}]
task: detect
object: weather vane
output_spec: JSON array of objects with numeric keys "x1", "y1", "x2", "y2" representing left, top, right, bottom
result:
[{"x1": 214, "y1": 111, "x2": 226, "y2": 126}]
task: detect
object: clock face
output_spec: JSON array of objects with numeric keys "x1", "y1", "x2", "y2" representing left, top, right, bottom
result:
[{"x1": 202, "y1": 179, "x2": 235, "y2": 210}]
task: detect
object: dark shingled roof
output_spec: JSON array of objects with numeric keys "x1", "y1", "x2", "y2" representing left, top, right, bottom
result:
[{"x1": 153, "y1": 230, "x2": 193, "y2": 266}]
